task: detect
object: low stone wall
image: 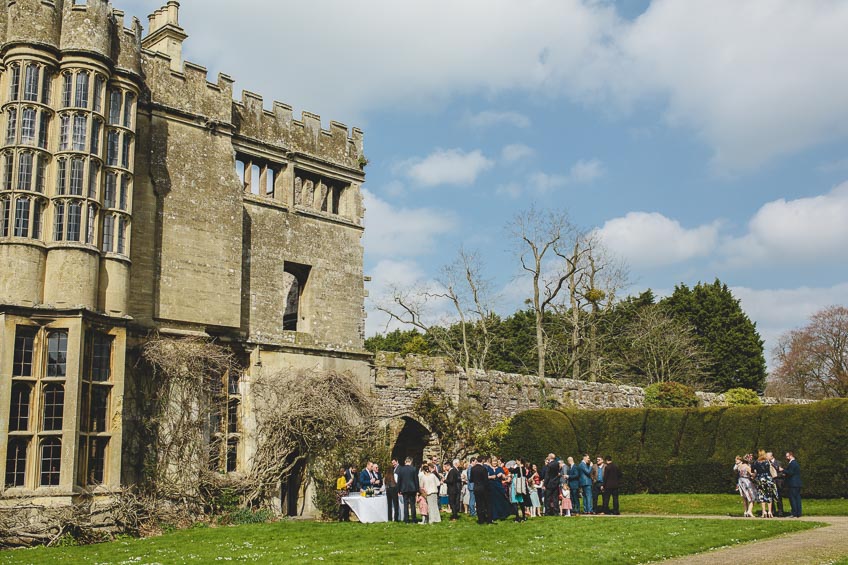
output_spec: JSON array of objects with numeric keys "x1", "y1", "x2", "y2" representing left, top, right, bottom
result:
[{"x1": 371, "y1": 352, "x2": 812, "y2": 421}]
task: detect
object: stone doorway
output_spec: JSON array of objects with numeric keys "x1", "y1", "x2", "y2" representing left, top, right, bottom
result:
[{"x1": 390, "y1": 417, "x2": 430, "y2": 466}]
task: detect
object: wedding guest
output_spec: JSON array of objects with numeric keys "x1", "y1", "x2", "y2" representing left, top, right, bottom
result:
[
  {"x1": 734, "y1": 455, "x2": 757, "y2": 517},
  {"x1": 384, "y1": 465, "x2": 400, "y2": 522},
  {"x1": 336, "y1": 467, "x2": 351, "y2": 521},
  {"x1": 783, "y1": 451, "x2": 802, "y2": 518},
  {"x1": 421, "y1": 465, "x2": 441, "y2": 523},
  {"x1": 752, "y1": 450, "x2": 778, "y2": 518},
  {"x1": 528, "y1": 463, "x2": 542, "y2": 517},
  {"x1": 602, "y1": 455, "x2": 622, "y2": 515}
]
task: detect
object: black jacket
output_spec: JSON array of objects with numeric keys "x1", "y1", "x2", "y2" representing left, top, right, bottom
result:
[
  {"x1": 396, "y1": 464, "x2": 420, "y2": 494},
  {"x1": 445, "y1": 467, "x2": 462, "y2": 493},
  {"x1": 470, "y1": 463, "x2": 489, "y2": 492},
  {"x1": 544, "y1": 460, "x2": 561, "y2": 489},
  {"x1": 603, "y1": 462, "x2": 622, "y2": 489}
]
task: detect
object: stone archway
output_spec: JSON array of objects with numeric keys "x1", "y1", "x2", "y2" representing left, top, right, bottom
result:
[{"x1": 390, "y1": 416, "x2": 431, "y2": 466}]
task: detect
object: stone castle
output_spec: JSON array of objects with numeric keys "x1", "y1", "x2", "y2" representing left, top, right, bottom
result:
[
  {"x1": 0, "y1": 0, "x2": 370, "y2": 511},
  {"x1": 0, "y1": 0, "x2": 810, "y2": 521}
]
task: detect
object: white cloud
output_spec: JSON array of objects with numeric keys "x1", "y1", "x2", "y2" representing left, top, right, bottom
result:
[
  {"x1": 732, "y1": 283, "x2": 848, "y2": 366},
  {"x1": 464, "y1": 111, "x2": 531, "y2": 129},
  {"x1": 501, "y1": 143, "x2": 535, "y2": 163},
  {"x1": 724, "y1": 182, "x2": 848, "y2": 266},
  {"x1": 501, "y1": 158, "x2": 605, "y2": 198},
  {"x1": 596, "y1": 212, "x2": 720, "y2": 268},
  {"x1": 362, "y1": 189, "x2": 456, "y2": 258},
  {"x1": 568, "y1": 158, "x2": 604, "y2": 183},
  {"x1": 168, "y1": 0, "x2": 848, "y2": 170},
  {"x1": 402, "y1": 148, "x2": 493, "y2": 187}
]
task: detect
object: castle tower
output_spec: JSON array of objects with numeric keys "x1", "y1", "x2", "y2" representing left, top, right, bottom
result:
[{"x1": 0, "y1": 0, "x2": 139, "y2": 501}]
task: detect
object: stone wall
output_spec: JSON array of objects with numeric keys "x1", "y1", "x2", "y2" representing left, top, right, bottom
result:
[{"x1": 371, "y1": 352, "x2": 812, "y2": 422}]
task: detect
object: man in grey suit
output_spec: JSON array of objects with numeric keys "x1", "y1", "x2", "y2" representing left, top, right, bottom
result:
[{"x1": 396, "y1": 456, "x2": 420, "y2": 523}]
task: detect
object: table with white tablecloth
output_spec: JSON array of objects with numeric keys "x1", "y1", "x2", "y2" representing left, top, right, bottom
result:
[{"x1": 342, "y1": 495, "x2": 391, "y2": 523}]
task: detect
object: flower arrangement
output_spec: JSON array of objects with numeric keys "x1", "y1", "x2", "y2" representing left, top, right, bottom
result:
[{"x1": 365, "y1": 487, "x2": 376, "y2": 497}]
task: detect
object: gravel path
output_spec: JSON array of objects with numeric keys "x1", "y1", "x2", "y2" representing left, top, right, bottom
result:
[{"x1": 647, "y1": 515, "x2": 848, "y2": 564}]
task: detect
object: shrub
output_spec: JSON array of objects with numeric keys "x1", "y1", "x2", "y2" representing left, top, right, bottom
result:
[
  {"x1": 644, "y1": 382, "x2": 700, "y2": 408},
  {"x1": 724, "y1": 387, "x2": 762, "y2": 406},
  {"x1": 496, "y1": 400, "x2": 848, "y2": 497}
]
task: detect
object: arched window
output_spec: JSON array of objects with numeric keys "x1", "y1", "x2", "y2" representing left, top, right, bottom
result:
[
  {"x1": 123, "y1": 92, "x2": 134, "y2": 128},
  {"x1": 32, "y1": 200, "x2": 42, "y2": 239},
  {"x1": 8, "y1": 64, "x2": 21, "y2": 101},
  {"x1": 69, "y1": 157, "x2": 84, "y2": 195},
  {"x1": 46, "y1": 331, "x2": 68, "y2": 377},
  {"x1": 2, "y1": 153, "x2": 12, "y2": 190},
  {"x1": 75, "y1": 71, "x2": 89, "y2": 108},
  {"x1": 104, "y1": 171, "x2": 116, "y2": 207},
  {"x1": 91, "y1": 118, "x2": 101, "y2": 155},
  {"x1": 14, "y1": 196, "x2": 30, "y2": 236},
  {"x1": 61, "y1": 73, "x2": 73, "y2": 108},
  {"x1": 119, "y1": 174, "x2": 129, "y2": 210},
  {"x1": 108, "y1": 90, "x2": 122, "y2": 125},
  {"x1": 283, "y1": 272, "x2": 300, "y2": 331},
  {"x1": 1, "y1": 197, "x2": 10, "y2": 236},
  {"x1": 21, "y1": 108, "x2": 36, "y2": 145},
  {"x1": 116, "y1": 216, "x2": 126, "y2": 254},
  {"x1": 72, "y1": 114, "x2": 87, "y2": 151},
  {"x1": 88, "y1": 161, "x2": 99, "y2": 198},
  {"x1": 56, "y1": 158, "x2": 67, "y2": 195},
  {"x1": 9, "y1": 382, "x2": 32, "y2": 432},
  {"x1": 42, "y1": 384, "x2": 65, "y2": 431},
  {"x1": 24, "y1": 65, "x2": 40, "y2": 102},
  {"x1": 17, "y1": 152, "x2": 33, "y2": 191},
  {"x1": 102, "y1": 213, "x2": 114, "y2": 252},
  {"x1": 54, "y1": 200, "x2": 64, "y2": 240},
  {"x1": 41, "y1": 69, "x2": 52, "y2": 105},
  {"x1": 106, "y1": 130, "x2": 119, "y2": 166},
  {"x1": 6, "y1": 108, "x2": 17, "y2": 145},
  {"x1": 40, "y1": 437, "x2": 62, "y2": 486},
  {"x1": 67, "y1": 201, "x2": 82, "y2": 241},
  {"x1": 5, "y1": 439, "x2": 28, "y2": 488},
  {"x1": 59, "y1": 114, "x2": 70, "y2": 150},
  {"x1": 38, "y1": 111, "x2": 50, "y2": 149},
  {"x1": 34, "y1": 154, "x2": 46, "y2": 193},
  {"x1": 85, "y1": 203, "x2": 97, "y2": 244},
  {"x1": 93, "y1": 75, "x2": 104, "y2": 113}
]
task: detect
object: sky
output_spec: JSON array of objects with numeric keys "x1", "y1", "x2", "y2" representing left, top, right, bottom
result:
[{"x1": 120, "y1": 0, "x2": 848, "y2": 367}]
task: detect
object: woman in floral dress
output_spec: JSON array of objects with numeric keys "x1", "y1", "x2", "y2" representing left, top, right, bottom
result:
[{"x1": 752, "y1": 450, "x2": 778, "y2": 517}]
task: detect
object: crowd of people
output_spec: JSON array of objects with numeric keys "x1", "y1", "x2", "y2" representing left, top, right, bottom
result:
[
  {"x1": 336, "y1": 452, "x2": 623, "y2": 524},
  {"x1": 733, "y1": 450, "x2": 803, "y2": 518}
]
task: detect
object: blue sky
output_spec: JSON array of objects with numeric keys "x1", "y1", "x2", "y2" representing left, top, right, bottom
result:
[{"x1": 120, "y1": 0, "x2": 848, "y2": 365}]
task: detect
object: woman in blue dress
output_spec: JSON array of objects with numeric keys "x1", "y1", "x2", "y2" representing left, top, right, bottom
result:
[{"x1": 487, "y1": 457, "x2": 516, "y2": 521}]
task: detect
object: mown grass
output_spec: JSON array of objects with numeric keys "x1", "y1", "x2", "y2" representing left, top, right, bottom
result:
[
  {"x1": 0, "y1": 515, "x2": 818, "y2": 565},
  {"x1": 622, "y1": 494, "x2": 848, "y2": 516}
]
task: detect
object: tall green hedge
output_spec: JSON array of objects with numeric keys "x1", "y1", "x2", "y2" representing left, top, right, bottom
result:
[{"x1": 494, "y1": 399, "x2": 848, "y2": 498}]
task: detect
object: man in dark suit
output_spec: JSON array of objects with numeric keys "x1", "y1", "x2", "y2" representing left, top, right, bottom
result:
[
  {"x1": 578, "y1": 454, "x2": 594, "y2": 514},
  {"x1": 601, "y1": 455, "x2": 622, "y2": 515},
  {"x1": 344, "y1": 464, "x2": 360, "y2": 492},
  {"x1": 543, "y1": 453, "x2": 561, "y2": 516},
  {"x1": 783, "y1": 451, "x2": 802, "y2": 518},
  {"x1": 396, "y1": 457, "x2": 420, "y2": 523},
  {"x1": 444, "y1": 460, "x2": 462, "y2": 520},
  {"x1": 470, "y1": 456, "x2": 492, "y2": 524}
]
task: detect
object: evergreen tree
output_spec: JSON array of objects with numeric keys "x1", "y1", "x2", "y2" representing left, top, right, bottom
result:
[{"x1": 661, "y1": 279, "x2": 767, "y2": 392}]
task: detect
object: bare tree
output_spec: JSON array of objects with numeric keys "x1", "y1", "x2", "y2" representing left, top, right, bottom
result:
[
  {"x1": 609, "y1": 304, "x2": 710, "y2": 386},
  {"x1": 509, "y1": 206, "x2": 583, "y2": 378},
  {"x1": 377, "y1": 247, "x2": 496, "y2": 371},
  {"x1": 770, "y1": 305, "x2": 848, "y2": 398}
]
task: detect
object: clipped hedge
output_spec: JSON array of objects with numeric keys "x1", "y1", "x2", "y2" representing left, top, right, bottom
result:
[{"x1": 495, "y1": 399, "x2": 848, "y2": 498}]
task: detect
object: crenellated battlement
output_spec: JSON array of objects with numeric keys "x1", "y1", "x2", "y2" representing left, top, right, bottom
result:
[
  {"x1": 233, "y1": 90, "x2": 364, "y2": 171},
  {"x1": 141, "y1": 52, "x2": 234, "y2": 123}
]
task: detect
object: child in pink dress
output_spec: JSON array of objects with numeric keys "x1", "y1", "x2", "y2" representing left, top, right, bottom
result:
[
  {"x1": 417, "y1": 492, "x2": 429, "y2": 524},
  {"x1": 560, "y1": 484, "x2": 573, "y2": 516}
]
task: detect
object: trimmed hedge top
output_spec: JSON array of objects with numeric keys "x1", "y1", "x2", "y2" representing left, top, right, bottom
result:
[{"x1": 495, "y1": 399, "x2": 848, "y2": 498}]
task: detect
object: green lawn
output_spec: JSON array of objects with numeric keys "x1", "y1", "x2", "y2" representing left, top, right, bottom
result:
[
  {"x1": 621, "y1": 494, "x2": 848, "y2": 516},
  {"x1": 0, "y1": 516, "x2": 818, "y2": 565}
]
